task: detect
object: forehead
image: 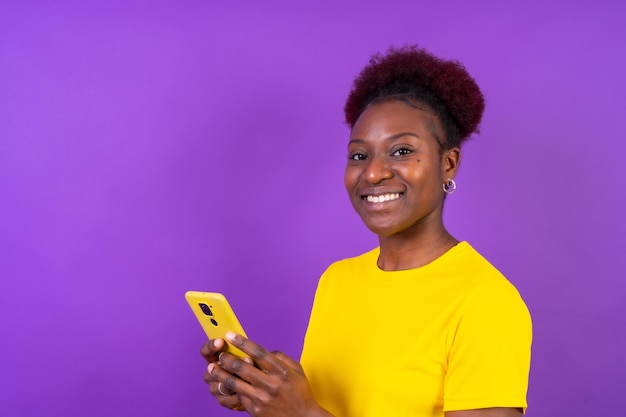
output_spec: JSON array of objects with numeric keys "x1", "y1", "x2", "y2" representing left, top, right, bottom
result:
[{"x1": 350, "y1": 100, "x2": 441, "y2": 140}]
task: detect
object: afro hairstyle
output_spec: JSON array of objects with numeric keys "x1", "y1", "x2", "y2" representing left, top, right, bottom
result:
[{"x1": 344, "y1": 45, "x2": 485, "y2": 149}]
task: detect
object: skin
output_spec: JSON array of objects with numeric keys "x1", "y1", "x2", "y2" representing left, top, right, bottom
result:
[
  {"x1": 200, "y1": 99, "x2": 523, "y2": 417},
  {"x1": 344, "y1": 99, "x2": 460, "y2": 270},
  {"x1": 202, "y1": 335, "x2": 332, "y2": 417}
]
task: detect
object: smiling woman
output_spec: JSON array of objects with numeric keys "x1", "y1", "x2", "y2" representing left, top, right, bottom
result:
[{"x1": 200, "y1": 46, "x2": 532, "y2": 417}]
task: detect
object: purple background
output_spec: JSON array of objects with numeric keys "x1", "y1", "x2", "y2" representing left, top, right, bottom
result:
[{"x1": 1, "y1": 1, "x2": 624, "y2": 416}]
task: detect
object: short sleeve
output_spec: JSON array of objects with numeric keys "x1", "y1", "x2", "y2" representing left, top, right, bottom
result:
[{"x1": 444, "y1": 280, "x2": 532, "y2": 412}]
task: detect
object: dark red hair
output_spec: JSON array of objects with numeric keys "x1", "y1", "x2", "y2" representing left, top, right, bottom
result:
[{"x1": 344, "y1": 46, "x2": 485, "y2": 148}]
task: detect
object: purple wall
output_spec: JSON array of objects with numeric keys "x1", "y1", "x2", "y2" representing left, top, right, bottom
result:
[{"x1": 1, "y1": 1, "x2": 624, "y2": 416}]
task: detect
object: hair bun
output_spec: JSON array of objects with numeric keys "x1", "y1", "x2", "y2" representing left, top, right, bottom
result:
[{"x1": 344, "y1": 46, "x2": 485, "y2": 145}]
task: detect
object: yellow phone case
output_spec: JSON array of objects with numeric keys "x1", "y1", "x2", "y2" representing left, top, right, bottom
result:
[{"x1": 185, "y1": 291, "x2": 248, "y2": 358}]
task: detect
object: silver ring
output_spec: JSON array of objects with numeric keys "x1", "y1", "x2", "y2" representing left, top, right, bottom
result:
[{"x1": 217, "y1": 382, "x2": 230, "y2": 396}]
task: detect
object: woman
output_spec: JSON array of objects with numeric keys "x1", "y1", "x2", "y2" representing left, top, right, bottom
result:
[{"x1": 201, "y1": 46, "x2": 532, "y2": 417}]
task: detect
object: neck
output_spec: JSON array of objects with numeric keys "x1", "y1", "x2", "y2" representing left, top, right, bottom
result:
[{"x1": 377, "y1": 224, "x2": 458, "y2": 271}]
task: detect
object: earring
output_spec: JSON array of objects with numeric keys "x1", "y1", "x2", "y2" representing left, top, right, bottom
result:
[{"x1": 443, "y1": 179, "x2": 457, "y2": 194}]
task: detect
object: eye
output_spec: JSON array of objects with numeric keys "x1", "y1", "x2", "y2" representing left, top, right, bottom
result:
[
  {"x1": 348, "y1": 152, "x2": 367, "y2": 161},
  {"x1": 392, "y1": 147, "x2": 412, "y2": 156}
]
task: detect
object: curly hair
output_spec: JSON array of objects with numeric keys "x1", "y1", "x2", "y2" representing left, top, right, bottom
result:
[{"x1": 344, "y1": 46, "x2": 485, "y2": 149}]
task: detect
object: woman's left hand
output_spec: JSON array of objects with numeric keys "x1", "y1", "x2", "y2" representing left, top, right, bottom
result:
[{"x1": 207, "y1": 332, "x2": 332, "y2": 417}]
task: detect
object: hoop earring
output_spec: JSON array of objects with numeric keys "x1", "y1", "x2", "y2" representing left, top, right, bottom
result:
[{"x1": 443, "y1": 179, "x2": 457, "y2": 194}]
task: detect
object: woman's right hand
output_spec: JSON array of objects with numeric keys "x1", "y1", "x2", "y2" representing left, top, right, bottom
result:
[{"x1": 200, "y1": 338, "x2": 245, "y2": 411}]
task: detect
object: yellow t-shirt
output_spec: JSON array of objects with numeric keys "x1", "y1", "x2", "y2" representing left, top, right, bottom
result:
[{"x1": 300, "y1": 242, "x2": 532, "y2": 417}]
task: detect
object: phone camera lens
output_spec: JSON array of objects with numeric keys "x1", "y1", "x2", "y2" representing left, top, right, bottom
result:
[
  {"x1": 210, "y1": 318, "x2": 218, "y2": 326},
  {"x1": 199, "y1": 303, "x2": 213, "y2": 316}
]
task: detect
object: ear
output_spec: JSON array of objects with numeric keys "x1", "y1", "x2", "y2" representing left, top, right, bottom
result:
[{"x1": 441, "y1": 147, "x2": 461, "y2": 180}]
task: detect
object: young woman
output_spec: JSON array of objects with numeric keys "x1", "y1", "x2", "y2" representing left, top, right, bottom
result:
[{"x1": 200, "y1": 46, "x2": 532, "y2": 417}]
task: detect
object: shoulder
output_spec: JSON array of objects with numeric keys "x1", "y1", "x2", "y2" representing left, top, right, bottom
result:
[
  {"x1": 433, "y1": 242, "x2": 531, "y2": 326},
  {"x1": 447, "y1": 242, "x2": 505, "y2": 278},
  {"x1": 447, "y1": 242, "x2": 522, "y2": 293}
]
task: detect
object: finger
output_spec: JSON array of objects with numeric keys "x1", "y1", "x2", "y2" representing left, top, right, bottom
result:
[
  {"x1": 225, "y1": 332, "x2": 283, "y2": 373},
  {"x1": 203, "y1": 368, "x2": 219, "y2": 384},
  {"x1": 204, "y1": 367, "x2": 243, "y2": 410},
  {"x1": 271, "y1": 350, "x2": 305, "y2": 374},
  {"x1": 200, "y1": 338, "x2": 226, "y2": 362},
  {"x1": 208, "y1": 380, "x2": 243, "y2": 410},
  {"x1": 218, "y1": 351, "x2": 262, "y2": 379},
  {"x1": 218, "y1": 350, "x2": 288, "y2": 396},
  {"x1": 217, "y1": 381, "x2": 234, "y2": 396},
  {"x1": 208, "y1": 359, "x2": 261, "y2": 401}
]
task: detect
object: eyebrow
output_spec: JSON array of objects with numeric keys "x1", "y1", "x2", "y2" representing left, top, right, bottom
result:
[{"x1": 348, "y1": 132, "x2": 421, "y2": 146}]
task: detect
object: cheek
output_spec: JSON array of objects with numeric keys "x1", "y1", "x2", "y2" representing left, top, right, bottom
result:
[
  {"x1": 343, "y1": 168, "x2": 357, "y2": 191},
  {"x1": 402, "y1": 164, "x2": 441, "y2": 193}
]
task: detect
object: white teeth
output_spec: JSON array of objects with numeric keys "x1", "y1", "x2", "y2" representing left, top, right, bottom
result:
[{"x1": 366, "y1": 193, "x2": 400, "y2": 203}]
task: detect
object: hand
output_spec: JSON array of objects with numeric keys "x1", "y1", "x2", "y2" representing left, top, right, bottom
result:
[
  {"x1": 200, "y1": 338, "x2": 245, "y2": 411},
  {"x1": 207, "y1": 332, "x2": 333, "y2": 417}
]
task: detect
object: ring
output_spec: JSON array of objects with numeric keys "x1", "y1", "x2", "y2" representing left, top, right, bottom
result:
[{"x1": 217, "y1": 382, "x2": 230, "y2": 396}]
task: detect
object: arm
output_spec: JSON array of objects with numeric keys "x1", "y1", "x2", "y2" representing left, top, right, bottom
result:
[
  {"x1": 206, "y1": 332, "x2": 334, "y2": 417},
  {"x1": 444, "y1": 281, "x2": 532, "y2": 415}
]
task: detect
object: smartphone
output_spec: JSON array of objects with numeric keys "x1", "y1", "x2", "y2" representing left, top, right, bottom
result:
[{"x1": 185, "y1": 291, "x2": 248, "y2": 359}]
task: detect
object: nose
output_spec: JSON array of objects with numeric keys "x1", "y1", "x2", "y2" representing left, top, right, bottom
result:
[{"x1": 364, "y1": 155, "x2": 393, "y2": 184}]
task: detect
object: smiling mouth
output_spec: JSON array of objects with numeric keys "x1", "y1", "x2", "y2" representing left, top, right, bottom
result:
[{"x1": 363, "y1": 193, "x2": 401, "y2": 203}]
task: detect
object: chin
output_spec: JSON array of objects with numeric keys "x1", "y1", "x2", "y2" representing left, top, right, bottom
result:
[{"x1": 363, "y1": 222, "x2": 403, "y2": 238}]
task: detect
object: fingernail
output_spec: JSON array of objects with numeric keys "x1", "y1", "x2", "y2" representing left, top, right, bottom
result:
[
  {"x1": 225, "y1": 331, "x2": 236, "y2": 341},
  {"x1": 218, "y1": 352, "x2": 224, "y2": 361},
  {"x1": 207, "y1": 363, "x2": 215, "y2": 374}
]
